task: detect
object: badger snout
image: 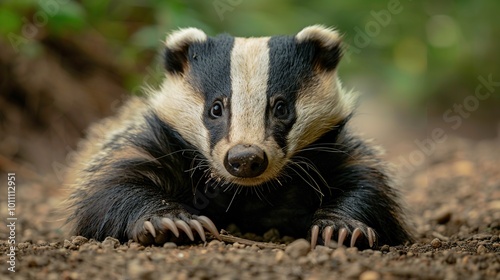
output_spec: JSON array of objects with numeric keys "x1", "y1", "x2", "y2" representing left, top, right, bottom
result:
[{"x1": 224, "y1": 144, "x2": 268, "y2": 178}]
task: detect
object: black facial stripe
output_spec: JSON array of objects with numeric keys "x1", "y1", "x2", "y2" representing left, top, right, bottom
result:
[
  {"x1": 267, "y1": 36, "x2": 315, "y2": 150},
  {"x1": 188, "y1": 34, "x2": 235, "y2": 149}
]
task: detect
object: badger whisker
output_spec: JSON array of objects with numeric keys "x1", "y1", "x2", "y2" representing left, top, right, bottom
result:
[
  {"x1": 286, "y1": 161, "x2": 324, "y2": 201},
  {"x1": 194, "y1": 165, "x2": 213, "y2": 195},
  {"x1": 253, "y1": 185, "x2": 264, "y2": 201},
  {"x1": 225, "y1": 185, "x2": 241, "y2": 212},
  {"x1": 292, "y1": 156, "x2": 332, "y2": 195},
  {"x1": 144, "y1": 148, "x2": 200, "y2": 164},
  {"x1": 298, "y1": 145, "x2": 354, "y2": 159}
]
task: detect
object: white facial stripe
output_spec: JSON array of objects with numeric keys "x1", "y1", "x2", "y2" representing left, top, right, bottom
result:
[
  {"x1": 229, "y1": 37, "x2": 270, "y2": 144},
  {"x1": 207, "y1": 37, "x2": 283, "y2": 186}
]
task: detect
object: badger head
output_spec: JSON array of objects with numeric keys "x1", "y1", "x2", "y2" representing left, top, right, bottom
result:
[{"x1": 151, "y1": 25, "x2": 355, "y2": 186}]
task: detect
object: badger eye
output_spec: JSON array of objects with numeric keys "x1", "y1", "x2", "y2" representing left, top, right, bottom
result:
[
  {"x1": 273, "y1": 100, "x2": 288, "y2": 118},
  {"x1": 210, "y1": 101, "x2": 224, "y2": 118}
]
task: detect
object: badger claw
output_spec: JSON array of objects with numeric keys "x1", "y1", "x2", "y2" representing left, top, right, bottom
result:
[
  {"x1": 189, "y1": 219, "x2": 206, "y2": 242},
  {"x1": 310, "y1": 225, "x2": 319, "y2": 248},
  {"x1": 132, "y1": 213, "x2": 219, "y2": 246},
  {"x1": 195, "y1": 215, "x2": 220, "y2": 240},
  {"x1": 309, "y1": 216, "x2": 377, "y2": 249},
  {"x1": 161, "y1": 218, "x2": 180, "y2": 237},
  {"x1": 338, "y1": 228, "x2": 348, "y2": 246},
  {"x1": 175, "y1": 220, "x2": 194, "y2": 241},
  {"x1": 144, "y1": 221, "x2": 156, "y2": 238},
  {"x1": 350, "y1": 228, "x2": 362, "y2": 247},
  {"x1": 322, "y1": 226, "x2": 333, "y2": 247},
  {"x1": 367, "y1": 227, "x2": 376, "y2": 248}
]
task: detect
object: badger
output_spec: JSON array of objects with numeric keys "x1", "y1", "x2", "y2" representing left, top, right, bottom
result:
[{"x1": 64, "y1": 25, "x2": 412, "y2": 249}]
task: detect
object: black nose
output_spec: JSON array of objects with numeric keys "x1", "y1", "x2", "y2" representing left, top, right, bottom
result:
[{"x1": 224, "y1": 144, "x2": 268, "y2": 178}]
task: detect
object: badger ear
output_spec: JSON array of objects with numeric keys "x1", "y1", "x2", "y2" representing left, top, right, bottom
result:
[
  {"x1": 164, "y1": 28, "x2": 208, "y2": 75},
  {"x1": 296, "y1": 25, "x2": 343, "y2": 71}
]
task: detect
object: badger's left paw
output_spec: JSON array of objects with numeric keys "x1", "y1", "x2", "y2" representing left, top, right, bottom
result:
[
  {"x1": 132, "y1": 213, "x2": 220, "y2": 246},
  {"x1": 309, "y1": 214, "x2": 377, "y2": 249}
]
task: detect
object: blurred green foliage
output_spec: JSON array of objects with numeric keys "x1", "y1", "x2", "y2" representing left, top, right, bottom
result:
[{"x1": 1, "y1": 0, "x2": 499, "y2": 114}]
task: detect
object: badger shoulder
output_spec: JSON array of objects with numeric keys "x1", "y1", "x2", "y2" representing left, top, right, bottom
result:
[
  {"x1": 64, "y1": 96, "x2": 152, "y2": 190},
  {"x1": 332, "y1": 127, "x2": 413, "y2": 243}
]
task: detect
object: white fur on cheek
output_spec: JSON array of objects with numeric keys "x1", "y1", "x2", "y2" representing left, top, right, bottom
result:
[
  {"x1": 287, "y1": 73, "x2": 356, "y2": 155},
  {"x1": 148, "y1": 76, "x2": 209, "y2": 156}
]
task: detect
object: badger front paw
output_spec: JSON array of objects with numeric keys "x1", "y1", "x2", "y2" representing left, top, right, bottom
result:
[
  {"x1": 309, "y1": 214, "x2": 377, "y2": 249},
  {"x1": 130, "y1": 210, "x2": 220, "y2": 246}
]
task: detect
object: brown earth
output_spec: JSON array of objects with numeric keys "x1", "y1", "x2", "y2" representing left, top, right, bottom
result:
[{"x1": 0, "y1": 136, "x2": 499, "y2": 280}]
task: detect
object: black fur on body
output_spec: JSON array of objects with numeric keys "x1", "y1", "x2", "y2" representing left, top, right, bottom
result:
[{"x1": 65, "y1": 26, "x2": 412, "y2": 248}]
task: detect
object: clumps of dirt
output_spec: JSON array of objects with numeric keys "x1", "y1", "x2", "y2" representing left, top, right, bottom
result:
[
  {"x1": 0, "y1": 136, "x2": 499, "y2": 279},
  {"x1": 2, "y1": 233, "x2": 499, "y2": 279}
]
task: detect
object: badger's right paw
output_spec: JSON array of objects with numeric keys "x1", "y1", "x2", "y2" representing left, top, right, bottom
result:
[{"x1": 131, "y1": 212, "x2": 220, "y2": 246}]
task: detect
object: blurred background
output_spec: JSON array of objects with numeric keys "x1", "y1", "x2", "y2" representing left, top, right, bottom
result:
[{"x1": 0, "y1": 0, "x2": 499, "y2": 182}]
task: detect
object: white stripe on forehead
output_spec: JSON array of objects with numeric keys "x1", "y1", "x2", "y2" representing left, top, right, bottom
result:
[{"x1": 229, "y1": 37, "x2": 270, "y2": 144}]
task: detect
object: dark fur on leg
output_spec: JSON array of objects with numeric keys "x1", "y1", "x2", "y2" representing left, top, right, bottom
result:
[
  {"x1": 301, "y1": 122, "x2": 413, "y2": 248},
  {"x1": 66, "y1": 112, "x2": 199, "y2": 244}
]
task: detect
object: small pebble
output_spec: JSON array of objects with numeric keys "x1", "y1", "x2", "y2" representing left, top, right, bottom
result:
[
  {"x1": 242, "y1": 232, "x2": 258, "y2": 240},
  {"x1": 433, "y1": 208, "x2": 452, "y2": 224},
  {"x1": 207, "y1": 240, "x2": 224, "y2": 247},
  {"x1": 71, "y1": 236, "x2": 88, "y2": 246},
  {"x1": 263, "y1": 228, "x2": 280, "y2": 242},
  {"x1": 372, "y1": 251, "x2": 382, "y2": 257},
  {"x1": 410, "y1": 243, "x2": 419, "y2": 251},
  {"x1": 128, "y1": 259, "x2": 154, "y2": 279},
  {"x1": 477, "y1": 245, "x2": 488, "y2": 254},
  {"x1": 472, "y1": 233, "x2": 493, "y2": 240},
  {"x1": 380, "y1": 245, "x2": 390, "y2": 253},
  {"x1": 232, "y1": 242, "x2": 246, "y2": 249},
  {"x1": 275, "y1": 250, "x2": 285, "y2": 262},
  {"x1": 36, "y1": 240, "x2": 48, "y2": 246},
  {"x1": 285, "y1": 238, "x2": 310, "y2": 258},
  {"x1": 248, "y1": 244, "x2": 259, "y2": 251},
  {"x1": 18, "y1": 242, "x2": 30, "y2": 250},
  {"x1": 346, "y1": 247, "x2": 358, "y2": 255},
  {"x1": 163, "y1": 242, "x2": 177, "y2": 249},
  {"x1": 331, "y1": 247, "x2": 348, "y2": 262},
  {"x1": 63, "y1": 240, "x2": 72, "y2": 249},
  {"x1": 79, "y1": 243, "x2": 99, "y2": 251},
  {"x1": 431, "y1": 238, "x2": 442, "y2": 249},
  {"x1": 445, "y1": 252, "x2": 456, "y2": 264},
  {"x1": 282, "y1": 236, "x2": 295, "y2": 244},
  {"x1": 102, "y1": 237, "x2": 120, "y2": 249},
  {"x1": 359, "y1": 270, "x2": 381, "y2": 280},
  {"x1": 128, "y1": 242, "x2": 145, "y2": 251},
  {"x1": 345, "y1": 263, "x2": 363, "y2": 278},
  {"x1": 314, "y1": 245, "x2": 333, "y2": 254}
]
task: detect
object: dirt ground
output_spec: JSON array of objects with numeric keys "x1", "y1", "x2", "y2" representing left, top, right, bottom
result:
[{"x1": 0, "y1": 135, "x2": 499, "y2": 280}]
